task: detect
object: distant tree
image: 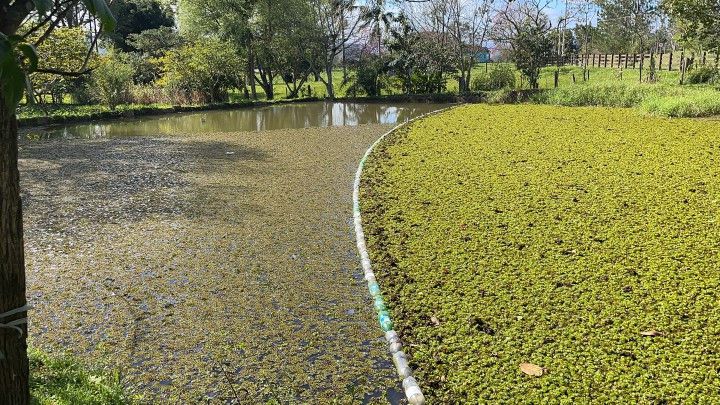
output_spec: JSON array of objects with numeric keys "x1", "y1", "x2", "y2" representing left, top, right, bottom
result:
[
  {"x1": 248, "y1": 0, "x2": 322, "y2": 99},
  {"x1": 310, "y1": 0, "x2": 362, "y2": 99},
  {"x1": 550, "y1": 28, "x2": 579, "y2": 60},
  {"x1": 180, "y1": 0, "x2": 317, "y2": 100},
  {"x1": 343, "y1": 54, "x2": 388, "y2": 96},
  {"x1": 594, "y1": 0, "x2": 659, "y2": 53},
  {"x1": 359, "y1": 0, "x2": 394, "y2": 55},
  {"x1": 1, "y1": 4, "x2": 116, "y2": 403},
  {"x1": 27, "y1": 27, "x2": 91, "y2": 103},
  {"x1": 107, "y1": 0, "x2": 174, "y2": 51},
  {"x1": 179, "y1": 0, "x2": 256, "y2": 97},
  {"x1": 662, "y1": 0, "x2": 720, "y2": 52},
  {"x1": 493, "y1": 0, "x2": 554, "y2": 89},
  {"x1": 127, "y1": 26, "x2": 184, "y2": 58},
  {"x1": 387, "y1": 15, "x2": 456, "y2": 93},
  {"x1": 160, "y1": 39, "x2": 245, "y2": 103},
  {"x1": 92, "y1": 54, "x2": 134, "y2": 108}
]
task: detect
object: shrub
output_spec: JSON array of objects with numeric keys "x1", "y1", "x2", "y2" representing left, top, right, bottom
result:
[
  {"x1": 118, "y1": 52, "x2": 161, "y2": 85},
  {"x1": 132, "y1": 84, "x2": 170, "y2": 105},
  {"x1": 686, "y1": 66, "x2": 719, "y2": 85},
  {"x1": 472, "y1": 65, "x2": 517, "y2": 91},
  {"x1": 91, "y1": 56, "x2": 134, "y2": 109},
  {"x1": 159, "y1": 38, "x2": 244, "y2": 104},
  {"x1": 343, "y1": 55, "x2": 389, "y2": 97}
]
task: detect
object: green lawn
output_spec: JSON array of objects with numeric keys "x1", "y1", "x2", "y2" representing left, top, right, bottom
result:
[
  {"x1": 30, "y1": 349, "x2": 129, "y2": 405},
  {"x1": 361, "y1": 104, "x2": 720, "y2": 403}
]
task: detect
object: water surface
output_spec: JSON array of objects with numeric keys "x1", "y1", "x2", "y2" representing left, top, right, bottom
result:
[{"x1": 24, "y1": 102, "x2": 446, "y2": 140}]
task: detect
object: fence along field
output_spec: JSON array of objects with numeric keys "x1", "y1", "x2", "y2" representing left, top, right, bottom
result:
[{"x1": 579, "y1": 51, "x2": 719, "y2": 71}]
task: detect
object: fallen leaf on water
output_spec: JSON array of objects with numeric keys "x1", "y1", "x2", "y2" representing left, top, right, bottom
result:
[
  {"x1": 430, "y1": 316, "x2": 440, "y2": 326},
  {"x1": 520, "y1": 363, "x2": 543, "y2": 377},
  {"x1": 640, "y1": 330, "x2": 663, "y2": 337}
]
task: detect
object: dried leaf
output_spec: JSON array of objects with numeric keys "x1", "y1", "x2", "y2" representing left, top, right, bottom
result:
[
  {"x1": 640, "y1": 330, "x2": 663, "y2": 337},
  {"x1": 520, "y1": 363, "x2": 543, "y2": 377},
  {"x1": 430, "y1": 316, "x2": 440, "y2": 326}
]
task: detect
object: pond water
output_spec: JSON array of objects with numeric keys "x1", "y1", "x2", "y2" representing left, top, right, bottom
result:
[{"x1": 23, "y1": 102, "x2": 447, "y2": 140}]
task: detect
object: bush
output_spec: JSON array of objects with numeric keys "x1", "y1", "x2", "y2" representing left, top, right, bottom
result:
[
  {"x1": 118, "y1": 52, "x2": 161, "y2": 85},
  {"x1": 343, "y1": 55, "x2": 388, "y2": 97},
  {"x1": 91, "y1": 56, "x2": 134, "y2": 109},
  {"x1": 472, "y1": 65, "x2": 517, "y2": 91},
  {"x1": 686, "y1": 66, "x2": 719, "y2": 85},
  {"x1": 159, "y1": 39, "x2": 244, "y2": 104},
  {"x1": 132, "y1": 84, "x2": 170, "y2": 105}
]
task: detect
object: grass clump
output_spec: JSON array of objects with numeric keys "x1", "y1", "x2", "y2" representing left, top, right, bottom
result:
[
  {"x1": 685, "y1": 66, "x2": 719, "y2": 85},
  {"x1": 537, "y1": 81, "x2": 656, "y2": 107},
  {"x1": 642, "y1": 90, "x2": 720, "y2": 117},
  {"x1": 538, "y1": 81, "x2": 720, "y2": 118},
  {"x1": 361, "y1": 104, "x2": 720, "y2": 403},
  {"x1": 30, "y1": 349, "x2": 129, "y2": 405}
]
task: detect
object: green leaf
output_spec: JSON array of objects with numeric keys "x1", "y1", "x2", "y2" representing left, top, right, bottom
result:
[
  {"x1": 0, "y1": 34, "x2": 30, "y2": 111},
  {"x1": 81, "y1": 0, "x2": 117, "y2": 32},
  {"x1": 16, "y1": 44, "x2": 38, "y2": 73},
  {"x1": 0, "y1": 55, "x2": 26, "y2": 111},
  {"x1": 0, "y1": 34, "x2": 10, "y2": 60},
  {"x1": 32, "y1": 0, "x2": 53, "y2": 15}
]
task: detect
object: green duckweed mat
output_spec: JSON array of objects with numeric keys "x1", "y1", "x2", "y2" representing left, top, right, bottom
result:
[
  {"x1": 20, "y1": 125, "x2": 402, "y2": 403},
  {"x1": 360, "y1": 104, "x2": 720, "y2": 403}
]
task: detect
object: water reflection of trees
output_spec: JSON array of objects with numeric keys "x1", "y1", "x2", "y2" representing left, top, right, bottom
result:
[{"x1": 25, "y1": 103, "x2": 443, "y2": 140}]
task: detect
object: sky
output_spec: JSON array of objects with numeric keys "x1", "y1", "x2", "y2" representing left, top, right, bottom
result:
[{"x1": 389, "y1": 0, "x2": 595, "y2": 28}]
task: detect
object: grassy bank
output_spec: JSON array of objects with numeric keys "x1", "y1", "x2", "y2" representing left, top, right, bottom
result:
[
  {"x1": 30, "y1": 349, "x2": 128, "y2": 404},
  {"x1": 361, "y1": 104, "x2": 720, "y2": 402},
  {"x1": 536, "y1": 80, "x2": 720, "y2": 116}
]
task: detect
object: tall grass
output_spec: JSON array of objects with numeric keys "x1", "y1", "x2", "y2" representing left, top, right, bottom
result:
[
  {"x1": 642, "y1": 90, "x2": 720, "y2": 118},
  {"x1": 537, "y1": 82, "x2": 660, "y2": 107},
  {"x1": 537, "y1": 81, "x2": 720, "y2": 118}
]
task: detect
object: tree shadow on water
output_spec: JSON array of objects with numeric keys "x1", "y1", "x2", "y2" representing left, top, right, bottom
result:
[{"x1": 19, "y1": 137, "x2": 271, "y2": 235}]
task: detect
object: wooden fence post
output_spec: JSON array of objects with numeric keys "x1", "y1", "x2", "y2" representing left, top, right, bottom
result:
[
  {"x1": 702, "y1": 51, "x2": 707, "y2": 65},
  {"x1": 639, "y1": 52, "x2": 644, "y2": 81},
  {"x1": 659, "y1": 53, "x2": 663, "y2": 70},
  {"x1": 679, "y1": 50, "x2": 684, "y2": 73},
  {"x1": 669, "y1": 52, "x2": 673, "y2": 71},
  {"x1": 680, "y1": 57, "x2": 686, "y2": 84}
]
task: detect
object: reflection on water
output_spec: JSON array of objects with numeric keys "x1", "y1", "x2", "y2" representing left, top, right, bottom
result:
[{"x1": 23, "y1": 102, "x2": 446, "y2": 140}]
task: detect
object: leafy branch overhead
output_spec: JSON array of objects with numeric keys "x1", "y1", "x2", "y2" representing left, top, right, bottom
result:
[{"x1": 0, "y1": 0, "x2": 116, "y2": 111}]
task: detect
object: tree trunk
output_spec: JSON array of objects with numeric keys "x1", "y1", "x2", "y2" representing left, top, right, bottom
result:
[
  {"x1": 247, "y1": 46, "x2": 257, "y2": 100},
  {"x1": 0, "y1": 92, "x2": 30, "y2": 405},
  {"x1": 325, "y1": 64, "x2": 335, "y2": 100}
]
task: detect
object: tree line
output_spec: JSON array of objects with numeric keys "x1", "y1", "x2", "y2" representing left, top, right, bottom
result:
[{"x1": 5, "y1": 0, "x2": 720, "y2": 109}]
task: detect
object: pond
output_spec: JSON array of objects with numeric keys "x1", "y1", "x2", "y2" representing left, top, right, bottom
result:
[
  {"x1": 23, "y1": 102, "x2": 447, "y2": 140},
  {"x1": 21, "y1": 101, "x2": 449, "y2": 402}
]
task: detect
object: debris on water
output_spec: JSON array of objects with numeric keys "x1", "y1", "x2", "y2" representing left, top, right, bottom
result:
[{"x1": 20, "y1": 124, "x2": 402, "y2": 403}]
